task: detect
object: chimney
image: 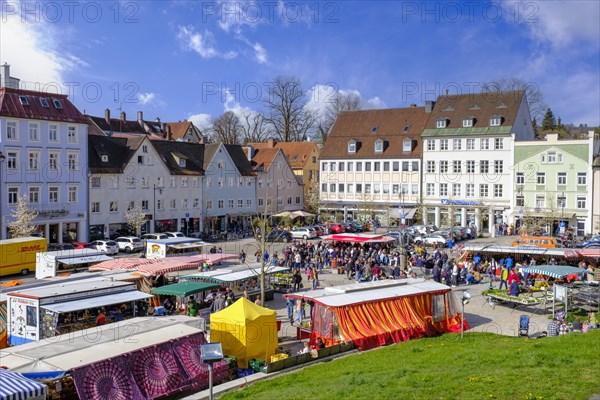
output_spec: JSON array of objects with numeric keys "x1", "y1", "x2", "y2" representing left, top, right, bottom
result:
[
  {"x1": 0, "y1": 63, "x2": 9, "y2": 88},
  {"x1": 104, "y1": 108, "x2": 111, "y2": 124},
  {"x1": 425, "y1": 101, "x2": 434, "y2": 113},
  {"x1": 120, "y1": 111, "x2": 126, "y2": 121},
  {"x1": 267, "y1": 138, "x2": 276, "y2": 148},
  {"x1": 445, "y1": 89, "x2": 449, "y2": 96},
  {"x1": 167, "y1": 124, "x2": 172, "y2": 141},
  {"x1": 246, "y1": 146, "x2": 254, "y2": 162},
  {"x1": 137, "y1": 111, "x2": 143, "y2": 126},
  {"x1": 156, "y1": 117, "x2": 161, "y2": 124}
]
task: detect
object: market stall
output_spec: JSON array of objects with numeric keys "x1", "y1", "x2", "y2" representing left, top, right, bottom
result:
[
  {"x1": 89, "y1": 254, "x2": 238, "y2": 276},
  {"x1": 285, "y1": 279, "x2": 464, "y2": 351},
  {"x1": 321, "y1": 233, "x2": 397, "y2": 243},
  {"x1": 0, "y1": 369, "x2": 47, "y2": 400}
]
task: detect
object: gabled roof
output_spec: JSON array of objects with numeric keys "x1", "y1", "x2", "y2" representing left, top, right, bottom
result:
[
  {"x1": 247, "y1": 140, "x2": 318, "y2": 168},
  {"x1": 320, "y1": 107, "x2": 430, "y2": 160},
  {"x1": 249, "y1": 147, "x2": 280, "y2": 171},
  {"x1": 423, "y1": 90, "x2": 524, "y2": 132},
  {"x1": 88, "y1": 135, "x2": 134, "y2": 173},
  {"x1": 0, "y1": 87, "x2": 87, "y2": 123},
  {"x1": 151, "y1": 141, "x2": 205, "y2": 176},
  {"x1": 203, "y1": 144, "x2": 255, "y2": 176},
  {"x1": 165, "y1": 121, "x2": 199, "y2": 141},
  {"x1": 87, "y1": 115, "x2": 146, "y2": 134}
]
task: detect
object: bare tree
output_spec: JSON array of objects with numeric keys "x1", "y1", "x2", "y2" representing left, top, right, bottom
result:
[
  {"x1": 316, "y1": 91, "x2": 362, "y2": 144},
  {"x1": 264, "y1": 76, "x2": 315, "y2": 142},
  {"x1": 240, "y1": 111, "x2": 271, "y2": 144},
  {"x1": 482, "y1": 77, "x2": 548, "y2": 122},
  {"x1": 210, "y1": 111, "x2": 242, "y2": 144},
  {"x1": 8, "y1": 195, "x2": 39, "y2": 238},
  {"x1": 125, "y1": 206, "x2": 148, "y2": 237},
  {"x1": 304, "y1": 179, "x2": 321, "y2": 214}
]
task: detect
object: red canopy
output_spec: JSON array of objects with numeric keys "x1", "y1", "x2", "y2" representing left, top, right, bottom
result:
[
  {"x1": 89, "y1": 254, "x2": 238, "y2": 276},
  {"x1": 322, "y1": 233, "x2": 396, "y2": 243}
]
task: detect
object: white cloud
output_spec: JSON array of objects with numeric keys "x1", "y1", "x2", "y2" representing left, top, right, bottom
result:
[
  {"x1": 304, "y1": 84, "x2": 337, "y2": 120},
  {"x1": 252, "y1": 42, "x2": 268, "y2": 64},
  {"x1": 137, "y1": 92, "x2": 156, "y2": 105},
  {"x1": 177, "y1": 25, "x2": 237, "y2": 59},
  {"x1": 216, "y1": 0, "x2": 264, "y2": 33},
  {"x1": 364, "y1": 96, "x2": 387, "y2": 109},
  {"x1": 188, "y1": 113, "x2": 213, "y2": 131}
]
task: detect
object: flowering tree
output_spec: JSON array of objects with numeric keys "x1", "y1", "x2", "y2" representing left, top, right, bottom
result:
[
  {"x1": 8, "y1": 195, "x2": 39, "y2": 238},
  {"x1": 125, "y1": 206, "x2": 148, "y2": 236}
]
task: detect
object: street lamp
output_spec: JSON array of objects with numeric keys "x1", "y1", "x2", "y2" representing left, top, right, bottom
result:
[
  {"x1": 201, "y1": 342, "x2": 224, "y2": 400},
  {"x1": 460, "y1": 290, "x2": 471, "y2": 339},
  {"x1": 0, "y1": 151, "x2": 5, "y2": 240}
]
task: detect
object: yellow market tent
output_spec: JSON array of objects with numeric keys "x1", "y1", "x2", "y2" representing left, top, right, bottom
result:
[{"x1": 210, "y1": 297, "x2": 278, "y2": 368}]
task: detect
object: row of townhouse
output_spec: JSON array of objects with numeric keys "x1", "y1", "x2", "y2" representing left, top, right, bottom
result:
[
  {"x1": 0, "y1": 64, "x2": 305, "y2": 242},
  {"x1": 320, "y1": 90, "x2": 599, "y2": 236}
]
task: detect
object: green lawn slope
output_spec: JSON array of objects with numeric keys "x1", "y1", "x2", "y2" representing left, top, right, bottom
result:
[{"x1": 222, "y1": 331, "x2": 600, "y2": 400}]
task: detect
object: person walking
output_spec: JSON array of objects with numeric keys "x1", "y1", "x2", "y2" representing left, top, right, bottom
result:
[
  {"x1": 499, "y1": 266, "x2": 509, "y2": 290},
  {"x1": 286, "y1": 291, "x2": 295, "y2": 325}
]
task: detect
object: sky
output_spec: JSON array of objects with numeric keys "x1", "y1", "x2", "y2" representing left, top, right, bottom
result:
[{"x1": 1, "y1": 0, "x2": 599, "y2": 131}]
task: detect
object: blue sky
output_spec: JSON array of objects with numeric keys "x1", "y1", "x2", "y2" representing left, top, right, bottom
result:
[{"x1": 1, "y1": 0, "x2": 599, "y2": 130}]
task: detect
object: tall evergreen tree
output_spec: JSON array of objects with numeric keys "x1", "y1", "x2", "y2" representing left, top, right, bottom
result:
[{"x1": 541, "y1": 108, "x2": 557, "y2": 131}]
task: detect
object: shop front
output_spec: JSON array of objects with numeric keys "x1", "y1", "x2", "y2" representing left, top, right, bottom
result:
[{"x1": 155, "y1": 219, "x2": 177, "y2": 233}]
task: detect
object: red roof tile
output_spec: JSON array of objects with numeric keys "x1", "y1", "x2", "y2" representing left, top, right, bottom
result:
[
  {"x1": 248, "y1": 140, "x2": 318, "y2": 168},
  {"x1": 0, "y1": 88, "x2": 87, "y2": 123}
]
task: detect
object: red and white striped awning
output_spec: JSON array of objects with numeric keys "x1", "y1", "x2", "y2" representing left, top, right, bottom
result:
[
  {"x1": 89, "y1": 254, "x2": 239, "y2": 276},
  {"x1": 89, "y1": 258, "x2": 157, "y2": 271}
]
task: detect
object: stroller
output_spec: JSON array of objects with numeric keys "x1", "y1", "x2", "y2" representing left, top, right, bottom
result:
[{"x1": 518, "y1": 315, "x2": 529, "y2": 337}]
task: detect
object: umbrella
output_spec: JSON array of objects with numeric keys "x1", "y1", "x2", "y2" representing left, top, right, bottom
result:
[
  {"x1": 291, "y1": 210, "x2": 315, "y2": 218},
  {"x1": 273, "y1": 211, "x2": 294, "y2": 218}
]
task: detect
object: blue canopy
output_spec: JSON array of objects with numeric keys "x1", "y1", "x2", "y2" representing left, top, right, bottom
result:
[
  {"x1": 522, "y1": 265, "x2": 586, "y2": 279},
  {"x1": 0, "y1": 369, "x2": 47, "y2": 400}
]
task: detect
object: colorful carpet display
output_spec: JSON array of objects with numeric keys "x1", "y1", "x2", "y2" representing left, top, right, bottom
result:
[{"x1": 72, "y1": 332, "x2": 229, "y2": 400}]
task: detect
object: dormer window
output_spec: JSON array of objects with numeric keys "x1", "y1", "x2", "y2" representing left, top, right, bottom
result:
[
  {"x1": 371, "y1": 126, "x2": 378, "y2": 134},
  {"x1": 402, "y1": 138, "x2": 412, "y2": 153},
  {"x1": 101, "y1": 155, "x2": 109, "y2": 162},
  {"x1": 469, "y1": 103, "x2": 480, "y2": 110},
  {"x1": 348, "y1": 141, "x2": 356, "y2": 153},
  {"x1": 179, "y1": 159, "x2": 186, "y2": 168},
  {"x1": 497, "y1": 101, "x2": 507, "y2": 108},
  {"x1": 374, "y1": 139, "x2": 384, "y2": 153},
  {"x1": 19, "y1": 96, "x2": 29, "y2": 105},
  {"x1": 443, "y1": 105, "x2": 454, "y2": 111},
  {"x1": 53, "y1": 99, "x2": 62, "y2": 109},
  {"x1": 489, "y1": 115, "x2": 502, "y2": 126},
  {"x1": 40, "y1": 98, "x2": 49, "y2": 107},
  {"x1": 462, "y1": 117, "x2": 474, "y2": 128},
  {"x1": 436, "y1": 118, "x2": 448, "y2": 128},
  {"x1": 403, "y1": 125, "x2": 410, "y2": 132}
]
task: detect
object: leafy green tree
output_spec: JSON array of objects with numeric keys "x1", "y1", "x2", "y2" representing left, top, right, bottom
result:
[{"x1": 542, "y1": 108, "x2": 557, "y2": 131}]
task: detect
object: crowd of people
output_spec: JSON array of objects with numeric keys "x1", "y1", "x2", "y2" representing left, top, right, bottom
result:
[{"x1": 547, "y1": 312, "x2": 598, "y2": 336}]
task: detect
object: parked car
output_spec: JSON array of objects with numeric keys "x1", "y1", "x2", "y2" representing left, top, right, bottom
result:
[
  {"x1": 259, "y1": 229, "x2": 292, "y2": 243},
  {"x1": 576, "y1": 235, "x2": 600, "y2": 248},
  {"x1": 114, "y1": 236, "x2": 144, "y2": 253},
  {"x1": 307, "y1": 225, "x2": 323, "y2": 237},
  {"x1": 414, "y1": 233, "x2": 449, "y2": 247},
  {"x1": 327, "y1": 223, "x2": 346, "y2": 234},
  {"x1": 348, "y1": 221, "x2": 364, "y2": 232},
  {"x1": 88, "y1": 240, "x2": 119, "y2": 255},
  {"x1": 342, "y1": 223, "x2": 355, "y2": 233},
  {"x1": 47, "y1": 243, "x2": 75, "y2": 251},
  {"x1": 314, "y1": 224, "x2": 330, "y2": 235},
  {"x1": 291, "y1": 227, "x2": 317, "y2": 240},
  {"x1": 141, "y1": 233, "x2": 169, "y2": 241},
  {"x1": 165, "y1": 232, "x2": 185, "y2": 238}
]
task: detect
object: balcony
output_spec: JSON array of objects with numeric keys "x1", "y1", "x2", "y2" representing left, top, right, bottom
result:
[{"x1": 32, "y1": 203, "x2": 70, "y2": 215}]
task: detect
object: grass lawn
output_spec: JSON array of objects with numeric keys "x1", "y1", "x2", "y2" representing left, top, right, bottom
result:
[{"x1": 222, "y1": 331, "x2": 600, "y2": 400}]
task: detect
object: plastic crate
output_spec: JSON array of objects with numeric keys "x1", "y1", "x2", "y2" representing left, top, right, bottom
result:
[
  {"x1": 248, "y1": 358, "x2": 265, "y2": 372},
  {"x1": 236, "y1": 368, "x2": 254, "y2": 378},
  {"x1": 269, "y1": 353, "x2": 288, "y2": 363}
]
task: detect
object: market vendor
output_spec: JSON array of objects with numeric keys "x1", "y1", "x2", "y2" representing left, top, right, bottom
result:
[
  {"x1": 509, "y1": 281, "x2": 520, "y2": 297},
  {"x1": 187, "y1": 296, "x2": 198, "y2": 317}
]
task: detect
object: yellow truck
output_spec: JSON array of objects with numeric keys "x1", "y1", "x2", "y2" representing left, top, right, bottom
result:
[{"x1": 0, "y1": 237, "x2": 47, "y2": 276}]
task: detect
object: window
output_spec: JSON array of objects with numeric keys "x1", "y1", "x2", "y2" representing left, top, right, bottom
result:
[
  {"x1": 452, "y1": 183, "x2": 461, "y2": 197},
  {"x1": 238, "y1": 177, "x2": 243, "y2": 187},
  {"x1": 246, "y1": 199, "x2": 252, "y2": 207},
  {"x1": 206, "y1": 200, "x2": 213, "y2": 209},
  {"x1": 28, "y1": 151, "x2": 40, "y2": 170},
  {"x1": 439, "y1": 183, "x2": 448, "y2": 196},
  {"x1": 171, "y1": 177, "x2": 177, "y2": 187},
  {"x1": 536, "y1": 172, "x2": 545, "y2": 185},
  {"x1": 227, "y1": 199, "x2": 234, "y2": 208},
  {"x1": 6, "y1": 151, "x2": 17, "y2": 170},
  {"x1": 141, "y1": 177, "x2": 149, "y2": 188},
  {"x1": 347, "y1": 162, "x2": 354, "y2": 172},
  {"x1": 91, "y1": 202, "x2": 100, "y2": 213},
  {"x1": 411, "y1": 184, "x2": 418, "y2": 195},
  {"x1": 28, "y1": 123, "x2": 38, "y2": 141},
  {"x1": 6, "y1": 121, "x2": 17, "y2": 140},
  {"x1": 494, "y1": 138, "x2": 503, "y2": 150},
  {"x1": 91, "y1": 176, "x2": 101, "y2": 188},
  {"x1": 49, "y1": 187, "x2": 58, "y2": 203},
  {"x1": 365, "y1": 184, "x2": 371, "y2": 194},
  {"x1": 392, "y1": 161, "x2": 399, "y2": 171},
  {"x1": 392, "y1": 184, "x2": 399, "y2": 195},
  {"x1": 127, "y1": 201, "x2": 134, "y2": 211},
  {"x1": 466, "y1": 160, "x2": 475, "y2": 174},
  {"x1": 296, "y1": 196, "x2": 301, "y2": 204},
  {"x1": 453, "y1": 139, "x2": 462, "y2": 150},
  {"x1": 577, "y1": 196, "x2": 586, "y2": 209},
  {"x1": 480, "y1": 160, "x2": 489, "y2": 174},
  {"x1": 480, "y1": 138, "x2": 489, "y2": 150},
  {"x1": 494, "y1": 160, "x2": 503, "y2": 174},
  {"x1": 170, "y1": 199, "x2": 176, "y2": 209},
  {"x1": 246, "y1": 178, "x2": 252, "y2": 187},
  {"x1": 540, "y1": 154, "x2": 546, "y2": 163},
  {"x1": 557, "y1": 172, "x2": 567, "y2": 185},
  {"x1": 383, "y1": 184, "x2": 389, "y2": 194},
  {"x1": 347, "y1": 184, "x2": 354, "y2": 194},
  {"x1": 577, "y1": 173, "x2": 587, "y2": 185},
  {"x1": 329, "y1": 183, "x2": 336, "y2": 193},
  {"x1": 493, "y1": 184, "x2": 503, "y2": 198},
  {"x1": 490, "y1": 116, "x2": 502, "y2": 126},
  {"x1": 436, "y1": 118, "x2": 447, "y2": 128},
  {"x1": 356, "y1": 184, "x2": 362, "y2": 193},
  {"x1": 463, "y1": 118, "x2": 473, "y2": 128},
  {"x1": 440, "y1": 139, "x2": 448, "y2": 150},
  {"x1": 19, "y1": 96, "x2": 29, "y2": 105},
  {"x1": 330, "y1": 162, "x2": 336, "y2": 172},
  {"x1": 453, "y1": 160, "x2": 461, "y2": 173},
  {"x1": 29, "y1": 187, "x2": 40, "y2": 204},
  {"x1": 402, "y1": 161, "x2": 409, "y2": 172},
  {"x1": 141, "y1": 200, "x2": 149, "y2": 211},
  {"x1": 440, "y1": 160, "x2": 448, "y2": 173},
  {"x1": 181, "y1": 199, "x2": 188, "y2": 209},
  {"x1": 53, "y1": 99, "x2": 62, "y2": 109},
  {"x1": 516, "y1": 172, "x2": 524, "y2": 184},
  {"x1": 479, "y1": 184, "x2": 489, "y2": 197},
  {"x1": 355, "y1": 162, "x2": 362, "y2": 172},
  {"x1": 8, "y1": 187, "x2": 18, "y2": 205},
  {"x1": 110, "y1": 177, "x2": 119, "y2": 189},
  {"x1": 348, "y1": 142, "x2": 356, "y2": 153},
  {"x1": 535, "y1": 194, "x2": 545, "y2": 208},
  {"x1": 181, "y1": 177, "x2": 188, "y2": 187},
  {"x1": 403, "y1": 138, "x2": 412, "y2": 152},
  {"x1": 321, "y1": 183, "x2": 327, "y2": 193},
  {"x1": 426, "y1": 183, "x2": 435, "y2": 196},
  {"x1": 466, "y1": 183, "x2": 474, "y2": 197},
  {"x1": 137, "y1": 155, "x2": 144, "y2": 164},
  {"x1": 412, "y1": 161, "x2": 419, "y2": 171},
  {"x1": 157, "y1": 199, "x2": 163, "y2": 210},
  {"x1": 68, "y1": 186, "x2": 78, "y2": 203},
  {"x1": 48, "y1": 124, "x2": 58, "y2": 142},
  {"x1": 322, "y1": 163, "x2": 328, "y2": 172},
  {"x1": 401, "y1": 184, "x2": 409, "y2": 195},
  {"x1": 157, "y1": 177, "x2": 164, "y2": 188},
  {"x1": 547, "y1": 152, "x2": 556, "y2": 163},
  {"x1": 68, "y1": 153, "x2": 78, "y2": 171},
  {"x1": 466, "y1": 138, "x2": 475, "y2": 150},
  {"x1": 557, "y1": 195, "x2": 566, "y2": 208},
  {"x1": 338, "y1": 162, "x2": 345, "y2": 172},
  {"x1": 110, "y1": 201, "x2": 118, "y2": 212},
  {"x1": 373, "y1": 184, "x2": 380, "y2": 194},
  {"x1": 371, "y1": 126, "x2": 378, "y2": 133},
  {"x1": 126, "y1": 177, "x2": 135, "y2": 188},
  {"x1": 374, "y1": 140, "x2": 383, "y2": 153},
  {"x1": 427, "y1": 140, "x2": 435, "y2": 151},
  {"x1": 193, "y1": 198, "x2": 199, "y2": 208},
  {"x1": 427, "y1": 161, "x2": 435, "y2": 173},
  {"x1": 364, "y1": 162, "x2": 371, "y2": 172},
  {"x1": 383, "y1": 162, "x2": 390, "y2": 172},
  {"x1": 258, "y1": 198, "x2": 264, "y2": 207},
  {"x1": 67, "y1": 126, "x2": 77, "y2": 143},
  {"x1": 286, "y1": 197, "x2": 292, "y2": 205},
  {"x1": 338, "y1": 183, "x2": 345, "y2": 193},
  {"x1": 516, "y1": 195, "x2": 524, "y2": 207}
]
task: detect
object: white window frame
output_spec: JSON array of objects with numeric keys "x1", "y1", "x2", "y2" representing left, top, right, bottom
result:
[
  {"x1": 494, "y1": 160, "x2": 503, "y2": 174},
  {"x1": 48, "y1": 186, "x2": 59, "y2": 203},
  {"x1": 426, "y1": 183, "x2": 435, "y2": 196},
  {"x1": 462, "y1": 118, "x2": 473, "y2": 128},
  {"x1": 6, "y1": 120, "x2": 18, "y2": 140},
  {"x1": 68, "y1": 186, "x2": 78, "y2": 203},
  {"x1": 452, "y1": 139, "x2": 462, "y2": 151},
  {"x1": 427, "y1": 139, "x2": 435, "y2": 151},
  {"x1": 536, "y1": 172, "x2": 546, "y2": 185},
  {"x1": 348, "y1": 142, "x2": 356, "y2": 153},
  {"x1": 48, "y1": 124, "x2": 58, "y2": 142},
  {"x1": 493, "y1": 184, "x2": 503, "y2": 198},
  {"x1": 67, "y1": 126, "x2": 77, "y2": 144},
  {"x1": 91, "y1": 202, "x2": 100, "y2": 213},
  {"x1": 466, "y1": 138, "x2": 475, "y2": 150},
  {"x1": 29, "y1": 186, "x2": 40, "y2": 204},
  {"x1": 110, "y1": 201, "x2": 118, "y2": 212},
  {"x1": 577, "y1": 173, "x2": 587, "y2": 185},
  {"x1": 427, "y1": 160, "x2": 435, "y2": 173},
  {"x1": 28, "y1": 150, "x2": 40, "y2": 171},
  {"x1": 91, "y1": 176, "x2": 101, "y2": 188},
  {"x1": 436, "y1": 119, "x2": 447, "y2": 128},
  {"x1": 439, "y1": 183, "x2": 448, "y2": 196},
  {"x1": 577, "y1": 196, "x2": 586, "y2": 209},
  {"x1": 466, "y1": 183, "x2": 475, "y2": 197},
  {"x1": 440, "y1": 139, "x2": 448, "y2": 150},
  {"x1": 8, "y1": 187, "x2": 19, "y2": 205},
  {"x1": 452, "y1": 183, "x2": 461, "y2": 197},
  {"x1": 516, "y1": 172, "x2": 524, "y2": 184},
  {"x1": 494, "y1": 138, "x2": 504, "y2": 150},
  {"x1": 479, "y1": 184, "x2": 489, "y2": 198},
  {"x1": 67, "y1": 152, "x2": 78, "y2": 171},
  {"x1": 6, "y1": 149, "x2": 18, "y2": 171},
  {"x1": 490, "y1": 116, "x2": 502, "y2": 127},
  {"x1": 28, "y1": 122, "x2": 39, "y2": 141},
  {"x1": 557, "y1": 172, "x2": 567, "y2": 185},
  {"x1": 480, "y1": 138, "x2": 489, "y2": 150}
]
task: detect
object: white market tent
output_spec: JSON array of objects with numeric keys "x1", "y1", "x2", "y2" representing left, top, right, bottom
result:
[{"x1": 181, "y1": 266, "x2": 289, "y2": 283}]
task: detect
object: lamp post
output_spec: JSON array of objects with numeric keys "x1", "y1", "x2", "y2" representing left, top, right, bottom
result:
[
  {"x1": 200, "y1": 342, "x2": 224, "y2": 400},
  {"x1": 0, "y1": 151, "x2": 5, "y2": 240},
  {"x1": 461, "y1": 290, "x2": 471, "y2": 339}
]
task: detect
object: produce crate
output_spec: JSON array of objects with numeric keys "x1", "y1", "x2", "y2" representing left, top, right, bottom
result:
[
  {"x1": 269, "y1": 353, "x2": 288, "y2": 363},
  {"x1": 248, "y1": 358, "x2": 265, "y2": 372},
  {"x1": 236, "y1": 368, "x2": 254, "y2": 378}
]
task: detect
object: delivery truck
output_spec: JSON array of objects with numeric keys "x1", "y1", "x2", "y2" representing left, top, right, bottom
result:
[{"x1": 0, "y1": 237, "x2": 48, "y2": 277}]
